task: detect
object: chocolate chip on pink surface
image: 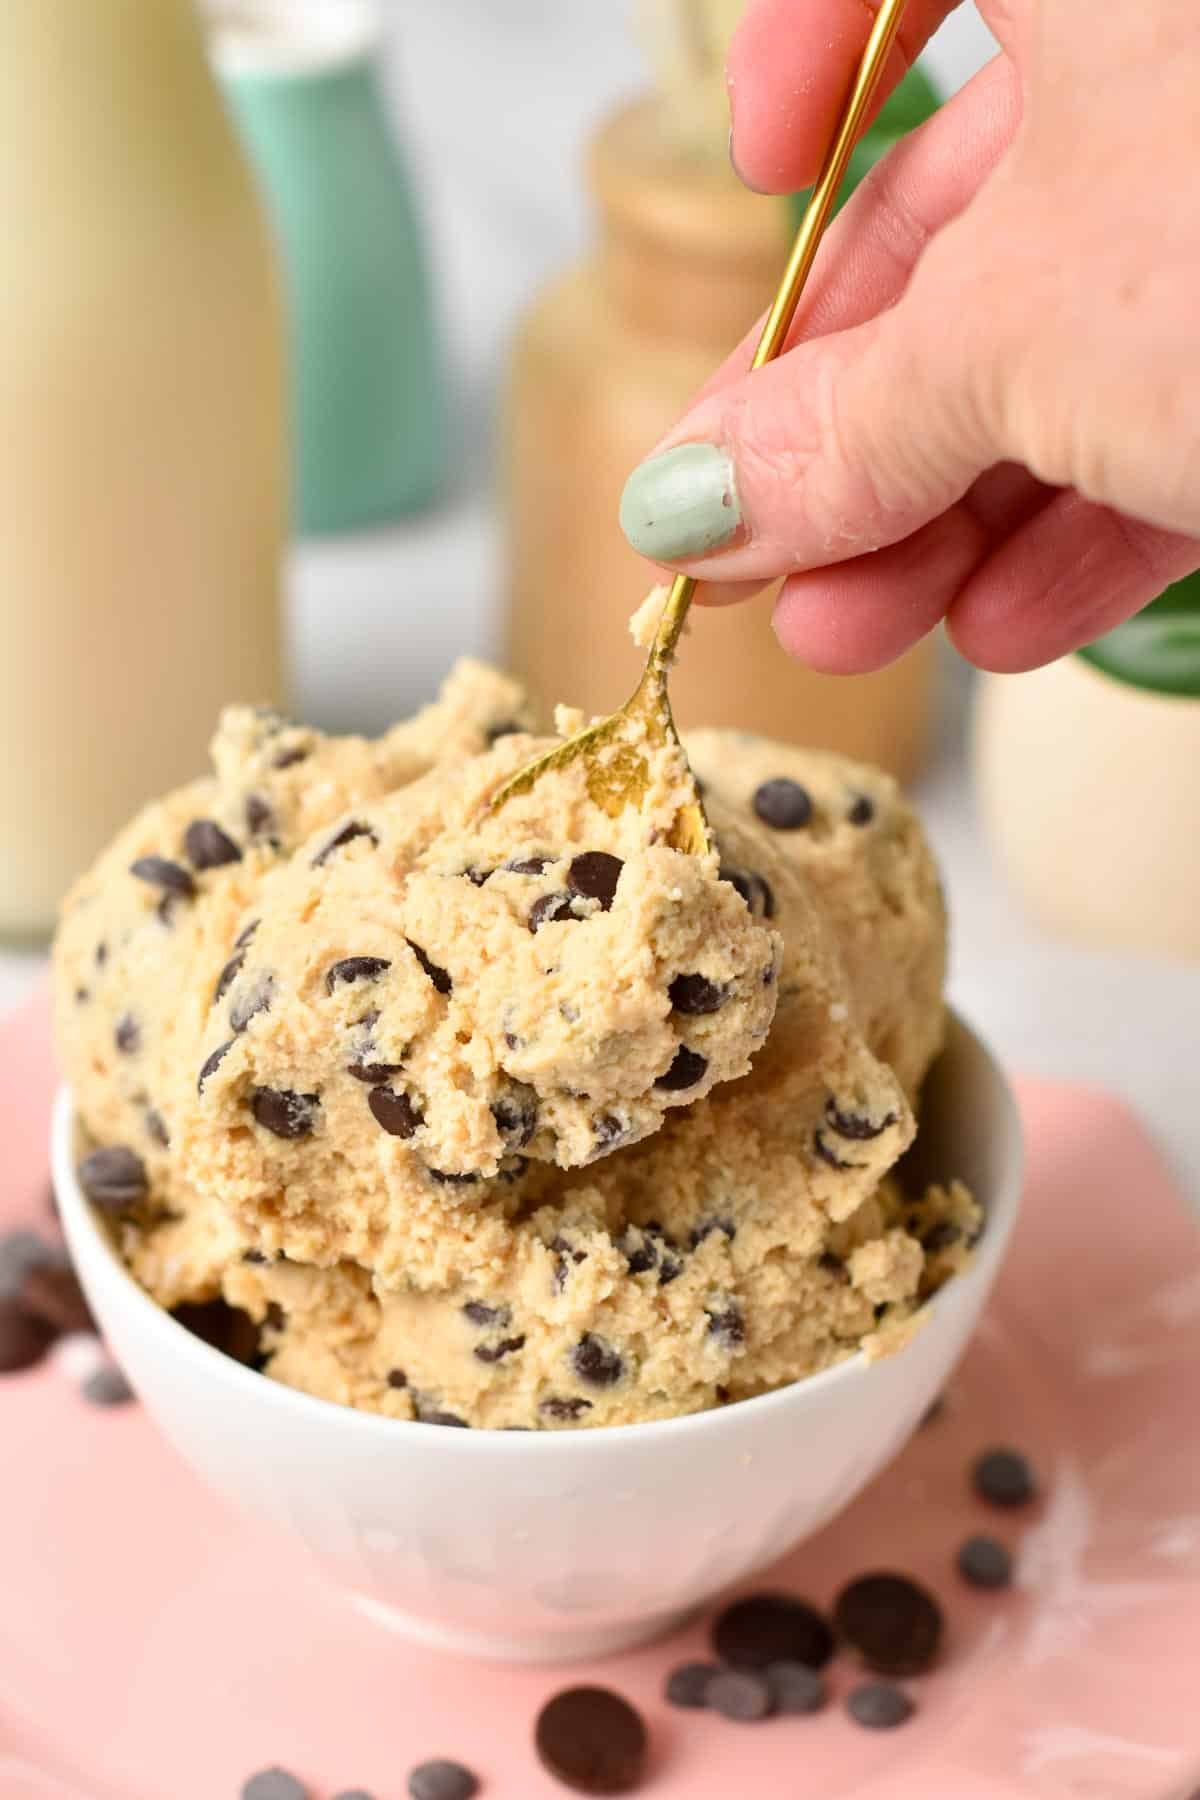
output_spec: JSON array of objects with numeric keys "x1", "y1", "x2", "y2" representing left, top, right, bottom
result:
[{"x1": 535, "y1": 1685, "x2": 647, "y2": 1794}]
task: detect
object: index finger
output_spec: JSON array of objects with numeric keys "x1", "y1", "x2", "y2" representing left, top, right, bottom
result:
[{"x1": 728, "y1": 0, "x2": 962, "y2": 193}]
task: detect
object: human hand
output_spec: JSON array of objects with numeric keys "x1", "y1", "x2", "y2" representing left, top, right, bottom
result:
[{"x1": 618, "y1": 0, "x2": 1200, "y2": 673}]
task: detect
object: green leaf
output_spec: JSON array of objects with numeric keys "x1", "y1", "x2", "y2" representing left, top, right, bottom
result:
[
  {"x1": 789, "y1": 61, "x2": 942, "y2": 224},
  {"x1": 1077, "y1": 569, "x2": 1200, "y2": 698}
]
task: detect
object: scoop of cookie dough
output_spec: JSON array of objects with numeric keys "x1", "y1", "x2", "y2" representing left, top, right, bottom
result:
[
  {"x1": 683, "y1": 729, "x2": 946, "y2": 1098},
  {"x1": 181, "y1": 734, "x2": 781, "y2": 1276}
]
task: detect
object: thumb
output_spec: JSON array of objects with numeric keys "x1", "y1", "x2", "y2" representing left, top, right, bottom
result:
[{"x1": 618, "y1": 222, "x2": 1002, "y2": 586}]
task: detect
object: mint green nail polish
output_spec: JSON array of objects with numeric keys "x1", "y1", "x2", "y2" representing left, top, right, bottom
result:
[{"x1": 619, "y1": 444, "x2": 741, "y2": 562}]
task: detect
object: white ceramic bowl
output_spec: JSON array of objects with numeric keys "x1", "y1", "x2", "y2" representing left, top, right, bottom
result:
[{"x1": 52, "y1": 1009, "x2": 1020, "y2": 1665}]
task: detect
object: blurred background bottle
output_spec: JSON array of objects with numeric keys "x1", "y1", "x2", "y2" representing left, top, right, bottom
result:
[
  {"x1": 0, "y1": 0, "x2": 285, "y2": 942},
  {"x1": 210, "y1": 0, "x2": 445, "y2": 535},
  {"x1": 503, "y1": 0, "x2": 941, "y2": 778}
]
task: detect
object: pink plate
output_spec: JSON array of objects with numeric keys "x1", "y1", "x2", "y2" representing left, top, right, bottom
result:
[{"x1": 3, "y1": 987, "x2": 1199, "y2": 1800}]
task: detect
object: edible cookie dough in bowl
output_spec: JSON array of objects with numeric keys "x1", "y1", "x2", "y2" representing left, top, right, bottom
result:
[{"x1": 51, "y1": 673, "x2": 1022, "y2": 1661}]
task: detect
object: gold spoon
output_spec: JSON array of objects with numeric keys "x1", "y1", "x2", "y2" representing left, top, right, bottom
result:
[{"x1": 490, "y1": 0, "x2": 910, "y2": 851}]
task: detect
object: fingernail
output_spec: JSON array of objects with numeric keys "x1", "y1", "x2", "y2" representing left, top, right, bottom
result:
[{"x1": 619, "y1": 444, "x2": 741, "y2": 562}]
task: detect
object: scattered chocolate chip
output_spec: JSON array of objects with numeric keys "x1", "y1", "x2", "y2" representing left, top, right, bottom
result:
[
  {"x1": 529, "y1": 891, "x2": 574, "y2": 933},
  {"x1": 848, "y1": 793, "x2": 876, "y2": 827},
  {"x1": 19, "y1": 1259, "x2": 93, "y2": 1335},
  {"x1": 263, "y1": 1301, "x2": 285, "y2": 1332},
  {"x1": 972, "y1": 1447, "x2": 1037, "y2": 1508},
  {"x1": 214, "y1": 947, "x2": 247, "y2": 1003},
  {"x1": 197, "y1": 1039, "x2": 234, "y2": 1093},
  {"x1": 407, "y1": 1761, "x2": 478, "y2": 1800},
  {"x1": 497, "y1": 1154, "x2": 529, "y2": 1184},
  {"x1": 347, "y1": 1052, "x2": 403, "y2": 1084},
  {"x1": 571, "y1": 1333, "x2": 623, "y2": 1387},
  {"x1": 826, "y1": 1102, "x2": 898, "y2": 1142},
  {"x1": 407, "y1": 940, "x2": 452, "y2": 995},
  {"x1": 504, "y1": 854, "x2": 550, "y2": 875},
  {"x1": 567, "y1": 851, "x2": 623, "y2": 911},
  {"x1": 689, "y1": 1216, "x2": 736, "y2": 1250},
  {"x1": 957, "y1": 1535, "x2": 1013, "y2": 1589},
  {"x1": 813, "y1": 1130, "x2": 863, "y2": 1171},
  {"x1": 235, "y1": 919, "x2": 260, "y2": 949},
  {"x1": 617, "y1": 1229, "x2": 658, "y2": 1276},
  {"x1": 706, "y1": 1302, "x2": 745, "y2": 1346},
  {"x1": 184, "y1": 819, "x2": 242, "y2": 870},
  {"x1": 707, "y1": 1668, "x2": 773, "y2": 1723},
  {"x1": 668, "y1": 973, "x2": 727, "y2": 1015},
  {"x1": 465, "y1": 866, "x2": 492, "y2": 886},
  {"x1": 82, "y1": 1362, "x2": 135, "y2": 1407},
  {"x1": 332, "y1": 1791, "x2": 375, "y2": 1800},
  {"x1": 540, "y1": 1396, "x2": 592, "y2": 1421},
  {"x1": 474, "y1": 1334, "x2": 526, "y2": 1363},
  {"x1": 833, "y1": 1572, "x2": 943, "y2": 1676},
  {"x1": 95, "y1": 941, "x2": 108, "y2": 968},
  {"x1": 592, "y1": 1113, "x2": 625, "y2": 1152},
  {"x1": 713, "y1": 1593, "x2": 834, "y2": 1671},
  {"x1": 664, "y1": 1662, "x2": 718, "y2": 1710},
  {"x1": 922, "y1": 1221, "x2": 962, "y2": 1254},
  {"x1": 251, "y1": 1087, "x2": 319, "y2": 1140},
  {"x1": 312, "y1": 820, "x2": 378, "y2": 867},
  {"x1": 655, "y1": 1045, "x2": 708, "y2": 1091},
  {"x1": 130, "y1": 855, "x2": 195, "y2": 900},
  {"x1": 0, "y1": 1295, "x2": 55, "y2": 1373},
  {"x1": 463, "y1": 1300, "x2": 511, "y2": 1328},
  {"x1": 368, "y1": 1086, "x2": 423, "y2": 1138},
  {"x1": 230, "y1": 975, "x2": 273, "y2": 1034},
  {"x1": 77, "y1": 1146, "x2": 148, "y2": 1212},
  {"x1": 272, "y1": 745, "x2": 310, "y2": 770},
  {"x1": 428, "y1": 1168, "x2": 480, "y2": 1187},
  {"x1": 416, "y1": 1406, "x2": 469, "y2": 1428},
  {"x1": 753, "y1": 777, "x2": 813, "y2": 830},
  {"x1": 241, "y1": 1771, "x2": 309, "y2": 1800},
  {"x1": 491, "y1": 1087, "x2": 538, "y2": 1150},
  {"x1": 242, "y1": 1249, "x2": 267, "y2": 1265},
  {"x1": 244, "y1": 794, "x2": 275, "y2": 839},
  {"x1": 719, "y1": 864, "x2": 775, "y2": 919},
  {"x1": 846, "y1": 1681, "x2": 913, "y2": 1730},
  {"x1": 0, "y1": 1229, "x2": 53, "y2": 1298},
  {"x1": 326, "y1": 956, "x2": 391, "y2": 994},
  {"x1": 535, "y1": 1686, "x2": 647, "y2": 1796},
  {"x1": 387, "y1": 1368, "x2": 408, "y2": 1389},
  {"x1": 550, "y1": 1234, "x2": 588, "y2": 1292},
  {"x1": 657, "y1": 1253, "x2": 682, "y2": 1285},
  {"x1": 766, "y1": 1661, "x2": 827, "y2": 1715},
  {"x1": 74, "y1": 986, "x2": 89, "y2": 1005},
  {"x1": 174, "y1": 1299, "x2": 261, "y2": 1366},
  {"x1": 486, "y1": 719, "x2": 522, "y2": 743},
  {"x1": 145, "y1": 1108, "x2": 170, "y2": 1148}
]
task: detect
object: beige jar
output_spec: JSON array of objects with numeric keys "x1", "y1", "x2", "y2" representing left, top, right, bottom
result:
[
  {"x1": 0, "y1": 0, "x2": 286, "y2": 940},
  {"x1": 503, "y1": 98, "x2": 937, "y2": 778}
]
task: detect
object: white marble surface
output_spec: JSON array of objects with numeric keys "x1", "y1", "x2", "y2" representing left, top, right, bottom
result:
[{"x1": 8, "y1": 5, "x2": 1198, "y2": 1203}]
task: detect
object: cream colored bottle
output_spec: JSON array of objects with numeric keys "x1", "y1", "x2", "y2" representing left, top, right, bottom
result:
[{"x1": 0, "y1": 0, "x2": 286, "y2": 940}]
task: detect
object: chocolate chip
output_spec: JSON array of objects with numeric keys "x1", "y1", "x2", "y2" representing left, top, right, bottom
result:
[
  {"x1": 922, "y1": 1221, "x2": 962, "y2": 1254},
  {"x1": 972, "y1": 1446, "x2": 1037, "y2": 1508},
  {"x1": 0, "y1": 1229, "x2": 53, "y2": 1298},
  {"x1": 242, "y1": 1249, "x2": 267, "y2": 1265},
  {"x1": 486, "y1": 719, "x2": 522, "y2": 744},
  {"x1": 474, "y1": 1334, "x2": 526, "y2": 1363},
  {"x1": 114, "y1": 1013, "x2": 140, "y2": 1055},
  {"x1": 592, "y1": 1113, "x2": 625, "y2": 1152},
  {"x1": 82, "y1": 1362, "x2": 135, "y2": 1407},
  {"x1": 465, "y1": 866, "x2": 492, "y2": 886},
  {"x1": 77, "y1": 1146, "x2": 148, "y2": 1212},
  {"x1": 833, "y1": 1573, "x2": 943, "y2": 1676},
  {"x1": 664, "y1": 1662, "x2": 718, "y2": 1709},
  {"x1": 95, "y1": 941, "x2": 108, "y2": 968},
  {"x1": 535, "y1": 1686, "x2": 647, "y2": 1796},
  {"x1": 712, "y1": 1593, "x2": 834, "y2": 1671},
  {"x1": 753, "y1": 777, "x2": 812, "y2": 830},
  {"x1": 504, "y1": 854, "x2": 550, "y2": 875},
  {"x1": 74, "y1": 986, "x2": 89, "y2": 1005},
  {"x1": 846, "y1": 1681, "x2": 913, "y2": 1730},
  {"x1": 272, "y1": 746, "x2": 310, "y2": 770},
  {"x1": 416, "y1": 1406, "x2": 469, "y2": 1427},
  {"x1": 332, "y1": 1792, "x2": 375, "y2": 1800},
  {"x1": 0, "y1": 1295, "x2": 55, "y2": 1372},
  {"x1": 407, "y1": 1761, "x2": 478, "y2": 1800},
  {"x1": 244, "y1": 794, "x2": 275, "y2": 839},
  {"x1": 813, "y1": 1130, "x2": 862, "y2": 1171},
  {"x1": 957, "y1": 1534, "x2": 1013, "y2": 1589},
  {"x1": 571, "y1": 1333, "x2": 623, "y2": 1387},
  {"x1": 407, "y1": 940, "x2": 452, "y2": 996},
  {"x1": 240, "y1": 1771, "x2": 309, "y2": 1800},
  {"x1": 567, "y1": 851, "x2": 623, "y2": 911},
  {"x1": 428, "y1": 1168, "x2": 480, "y2": 1187},
  {"x1": 145, "y1": 1108, "x2": 170, "y2": 1148},
  {"x1": 668, "y1": 973, "x2": 727, "y2": 1015},
  {"x1": 719, "y1": 863, "x2": 775, "y2": 919},
  {"x1": 184, "y1": 819, "x2": 242, "y2": 870},
  {"x1": 529, "y1": 891, "x2": 573, "y2": 933},
  {"x1": 848, "y1": 793, "x2": 876, "y2": 827},
  {"x1": 326, "y1": 956, "x2": 391, "y2": 993},
  {"x1": 197, "y1": 1039, "x2": 234, "y2": 1093},
  {"x1": 491, "y1": 1087, "x2": 538, "y2": 1150},
  {"x1": 230, "y1": 975, "x2": 273, "y2": 1034},
  {"x1": 130, "y1": 855, "x2": 195, "y2": 900},
  {"x1": 174, "y1": 1299, "x2": 261, "y2": 1366},
  {"x1": 387, "y1": 1368, "x2": 408, "y2": 1389},
  {"x1": 657, "y1": 1252, "x2": 682, "y2": 1285},
  {"x1": 368, "y1": 1086, "x2": 423, "y2": 1138},
  {"x1": 236, "y1": 919, "x2": 260, "y2": 949},
  {"x1": 214, "y1": 948, "x2": 247, "y2": 1003},
  {"x1": 825, "y1": 1100, "x2": 899, "y2": 1140},
  {"x1": 347, "y1": 1052, "x2": 403, "y2": 1084},
  {"x1": 689, "y1": 1216, "x2": 736, "y2": 1249},
  {"x1": 655, "y1": 1045, "x2": 708, "y2": 1091},
  {"x1": 706, "y1": 1302, "x2": 744, "y2": 1346},
  {"x1": 540, "y1": 1396, "x2": 592, "y2": 1421},
  {"x1": 312, "y1": 820, "x2": 378, "y2": 866},
  {"x1": 707, "y1": 1668, "x2": 773, "y2": 1723},
  {"x1": 19, "y1": 1259, "x2": 93, "y2": 1335},
  {"x1": 250, "y1": 1088, "x2": 319, "y2": 1139},
  {"x1": 463, "y1": 1300, "x2": 511, "y2": 1328},
  {"x1": 617, "y1": 1229, "x2": 658, "y2": 1276},
  {"x1": 766, "y1": 1661, "x2": 827, "y2": 1715}
]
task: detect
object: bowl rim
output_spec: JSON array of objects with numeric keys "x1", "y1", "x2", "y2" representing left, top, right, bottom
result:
[{"x1": 52, "y1": 1007, "x2": 1022, "y2": 1456}]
